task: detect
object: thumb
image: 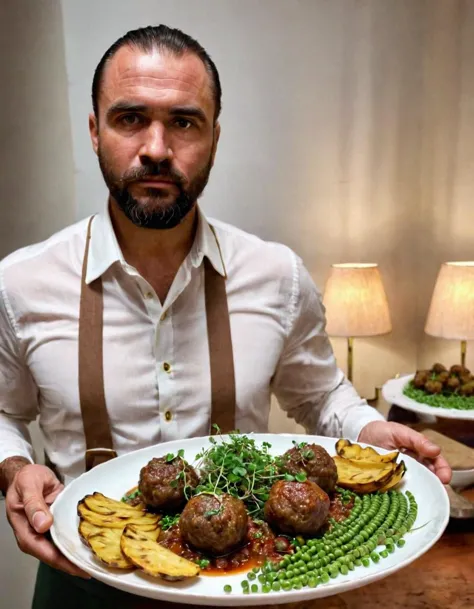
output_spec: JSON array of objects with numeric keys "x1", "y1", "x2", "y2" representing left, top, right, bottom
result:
[
  {"x1": 391, "y1": 423, "x2": 440, "y2": 458},
  {"x1": 17, "y1": 470, "x2": 55, "y2": 533}
]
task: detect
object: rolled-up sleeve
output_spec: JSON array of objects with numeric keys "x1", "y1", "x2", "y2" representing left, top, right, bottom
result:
[
  {"x1": 271, "y1": 256, "x2": 385, "y2": 440},
  {"x1": 0, "y1": 270, "x2": 38, "y2": 463}
]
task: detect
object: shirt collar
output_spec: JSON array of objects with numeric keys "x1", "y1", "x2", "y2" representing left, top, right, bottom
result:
[{"x1": 85, "y1": 204, "x2": 226, "y2": 285}]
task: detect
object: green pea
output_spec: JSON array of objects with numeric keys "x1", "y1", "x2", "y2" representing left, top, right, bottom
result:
[
  {"x1": 247, "y1": 572, "x2": 256, "y2": 581},
  {"x1": 272, "y1": 582, "x2": 281, "y2": 592},
  {"x1": 224, "y1": 584, "x2": 232, "y2": 593},
  {"x1": 241, "y1": 580, "x2": 249, "y2": 589},
  {"x1": 262, "y1": 584, "x2": 271, "y2": 593},
  {"x1": 340, "y1": 564, "x2": 349, "y2": 575},
  {"x1": 321, "y1": 572, "x2": 330, "y2": 583},
  {"x1": 397, "y1": 539, "x2": 406, "y2": 548},
  {"x1": 308, "y1": 578, "x2": 318, "y2": 588},
  {"x1": 251, "y1": 584, "x2": 258, "y2": 593},
  {"x1": 282, "y1": 581, "x2": 292, "y2": 591},
  {"x1": 362, "y1": 557, "x2": 370, "y2": 567},
  {"x1": 380, "y1": 550, "x2": 389, "y2": 558},
  {"x1": 293, "y1": 582, "x2": 303, "y2": 590}
]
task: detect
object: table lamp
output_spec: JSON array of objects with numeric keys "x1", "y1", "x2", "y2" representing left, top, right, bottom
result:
[
  {"x1": 424, "y1": 262, "x2": 474, "y2": 367},
  {"x1": 323, "y1": 263, "x2": 392, "y2": 385}
]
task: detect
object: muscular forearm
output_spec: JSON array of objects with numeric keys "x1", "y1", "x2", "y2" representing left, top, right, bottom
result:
[{"x1": 0, "y1": 456, "x2": 31, "y2": 494}]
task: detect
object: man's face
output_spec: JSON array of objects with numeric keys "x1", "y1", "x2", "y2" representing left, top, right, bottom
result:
[{"x1": 89, "y1": 46, "x2": 220, "y2": 229}]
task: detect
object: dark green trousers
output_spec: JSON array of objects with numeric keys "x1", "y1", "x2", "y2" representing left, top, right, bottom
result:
[{"x1": 32, "y1": 562, "x2": 187, "y2": 609}]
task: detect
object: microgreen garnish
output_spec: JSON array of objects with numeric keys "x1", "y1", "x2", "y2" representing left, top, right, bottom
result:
[
  {"x1": 192, "y1": 429, "x2": 289, "y2": 518},
  {"x1": 160, "y1": 513, "x2": 180, "y2": 531}
]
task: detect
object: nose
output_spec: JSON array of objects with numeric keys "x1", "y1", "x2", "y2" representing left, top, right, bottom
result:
[{"x1": 138, "y1": 123, "x2": 172, "y2": 165}]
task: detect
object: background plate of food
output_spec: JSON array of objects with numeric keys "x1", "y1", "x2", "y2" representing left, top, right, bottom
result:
[
  {"x1": 383, "y1": 364, "x2": 474, "y2": 421},
  {"x1": 50, "y1": 433, "x2": 449, "y2": 606}
]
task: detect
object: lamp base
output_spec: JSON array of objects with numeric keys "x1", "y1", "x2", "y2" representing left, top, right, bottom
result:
[{"x1": 365, "y1": 386, "x2": 381, "y2": 405}]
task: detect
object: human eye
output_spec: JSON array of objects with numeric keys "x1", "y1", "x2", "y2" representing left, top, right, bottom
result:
[
  {"x1": 118, "y1": 113, "x2": 143, "y2": 127},
  {"x1": 173, "y1": 117, "x2": 193, "y2": 130}
]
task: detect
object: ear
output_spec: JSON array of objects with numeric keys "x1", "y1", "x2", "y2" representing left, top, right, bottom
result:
[
  {"x1": 89, "y1": 113, "x2": 99, "y2": 155},
  {"x1": 210, "y1": 122, "x2": 221, "y2": 167}
]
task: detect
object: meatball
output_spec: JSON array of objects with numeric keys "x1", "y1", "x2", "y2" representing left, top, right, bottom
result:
[
  {"x1": 450, "y1": 364, "x2": 470, "y2": 377},
  {"x1": 425, "y1": 380, "x2": 443, "y2": 394},
  {"x1": 264, "y1": 480, "x2": 329, "y2": 536},
  {"x1": 180, "y1": 494, "x2": 248, "y2": 555},
  {"x1": 413, "y1": 370, "x2": 429, "y2": 389},
  {"x1": 437, "y1": 371, "x2": 450, "y2": 384},
  {"x1": 138, "y1": 456, "x2": 199, "y2": 510},
  {"x1": 459, "y1": 381, "x2": 474, "y2": 397},
  {"x1": 446, "y1": 376, "x2": 461, "y2": 391},
  {"x1": 279, "y1": 444, "x2": 337, "y2": 493},
  {"x1": 432, "y1": 363, "x2": 447, "y2": 374}
]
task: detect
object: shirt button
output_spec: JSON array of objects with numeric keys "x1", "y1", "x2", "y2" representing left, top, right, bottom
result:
[
  {"x1": 144, "y1": 291, "x2": 153, "y2": 299},
  {"x1": 163, "y1": 362, "x2": 171, "y2": 373},
  {"x1": 164, "y1": 410, "x2": 173, "y2": 422}
]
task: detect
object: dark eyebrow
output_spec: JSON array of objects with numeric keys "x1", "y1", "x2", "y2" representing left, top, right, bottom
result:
[
  {"x1": 106, "y1": 102, "x2": 148, "y2": 121},
  {"x1": 169, "y1": 105, "x2": 207, "y2": 123}
]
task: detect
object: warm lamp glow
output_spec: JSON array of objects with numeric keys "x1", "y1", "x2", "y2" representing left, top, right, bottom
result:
[
  {"x1": 323, "y1": 264, "x2": 392, "y2": 338},
  {"x1": 425, "y1": 262, "x2": 474, "y2": 340}
]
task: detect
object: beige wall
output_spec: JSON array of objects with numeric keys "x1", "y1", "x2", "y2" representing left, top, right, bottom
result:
[{"x1": 0, "y1": 1, "x2": 75, "y2": 608}]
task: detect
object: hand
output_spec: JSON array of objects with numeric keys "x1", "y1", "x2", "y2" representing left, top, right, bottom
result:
[
  {"x1": 5, "y1": 463, "x2": 90, "y2": 578},
  {"x1": 358, "y1": 421, "x2": 452, "y2": 484}
]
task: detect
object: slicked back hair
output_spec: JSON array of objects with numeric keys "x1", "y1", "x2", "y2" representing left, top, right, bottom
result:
[{"x1": 92, "y1": 25, "x2": 222, "y2": 123}]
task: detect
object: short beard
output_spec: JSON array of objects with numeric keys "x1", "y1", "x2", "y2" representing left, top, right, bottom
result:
[{"x1": 97, "y1": 150, "x2": 213, "y2": 230}]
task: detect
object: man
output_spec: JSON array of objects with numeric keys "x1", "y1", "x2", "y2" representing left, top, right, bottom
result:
[{"x1": 0, "y1": 25, "x2": 450, "y2": 609}]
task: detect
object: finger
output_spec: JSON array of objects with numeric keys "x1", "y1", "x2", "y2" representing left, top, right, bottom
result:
[
  {"x1": 8, "y1": 509, "x2": 90, "y2": 579},
  {"x1": 10, "y1": 514, "x2": 89, "y2": 578},
  {"x1": 44, "y1": 484, "x2": 64, "y2": 505},
  {"x1": 392, "y1": 425, "x2": 441, "y2": 458},
  {"x1": 17, "y1": 478, "x2": 54, "y2": 534},
  {"x1": 432, "y1": 454, "x2": 452, "y2": 484},
  {"x1": 31, "y1": 534, "x2": 91, "y2": 579}
]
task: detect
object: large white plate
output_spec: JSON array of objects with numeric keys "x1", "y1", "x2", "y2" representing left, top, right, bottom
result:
[
  {"x1": 383, "y1": 374, "x2": 474, "y2": 421},
  {"x1": 50, "y1": 433, "x2": 449, "y2": 606}
]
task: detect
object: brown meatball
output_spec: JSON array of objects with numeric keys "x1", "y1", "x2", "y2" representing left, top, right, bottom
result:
[
  {"x1": 413, "y1": 371, "x2": 429, "y2": 389},
  {"x1": 279, "y1": 444, "x2": 337, "y2": 493},
  {"x1": 138, "y1": 456, "x2": 199, "y2": 510},
  {"x1": 264, "y1": 480, "x2": 330, "y2": 536},
  {"x1": 437, "y1": 371, "x2": 450, "y2": 384},
  {"x1": 180, "y1": 494, "x2": 248, "y2": 555},
  {"x1": 446, "y1": 376, "x2": 461, "y2": 391},
  {"x1": 425, "y1": 380, "x2": 443, "y2": 394},
  {"x1": 459, "y1": 381, "x2": 474, "y2": 397},
  {"x1": 432, "y1": 363, "x2": 447, "y2": 374},
  {"x1": 450, "y1": 365, "x2": 470, "y2": 377}
]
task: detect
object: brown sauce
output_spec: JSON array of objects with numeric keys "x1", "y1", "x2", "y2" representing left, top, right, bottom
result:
[
  {"x1": 123, "y1": 487, "x2": 354, "y2": 575},
  {"x1": 158, "y1": 520, "x2": 290, "y2": 576}
]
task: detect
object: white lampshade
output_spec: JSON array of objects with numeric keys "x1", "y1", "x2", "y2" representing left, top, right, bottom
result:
[
  {"x1": 323, "y1": 263, "x2": 392, "y2": 337},
  {"x1": 425, "y1": 262, "x2": 474, "y2": 340}
]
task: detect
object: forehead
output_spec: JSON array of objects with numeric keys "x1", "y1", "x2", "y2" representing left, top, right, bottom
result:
[{"x1": 99, "y1": 45, "x2": 214, "y2": 116}]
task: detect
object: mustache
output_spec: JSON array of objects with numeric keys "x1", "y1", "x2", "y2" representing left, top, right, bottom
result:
[{"x1": 120, "y1": 163, "x2": 186, "y2": 186}]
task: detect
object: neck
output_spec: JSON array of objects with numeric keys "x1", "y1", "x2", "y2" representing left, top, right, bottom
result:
[
  {"x1": 109, "y1": 199, "x2": 197, "y2": 267},
  {"x1": 108, "y1": 199, "x2": 198, "y2": 302}
]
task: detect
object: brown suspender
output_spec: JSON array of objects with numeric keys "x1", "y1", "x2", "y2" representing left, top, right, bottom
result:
[{"x1": 78, "y1": 216, "x2": 236, "y2": 471}]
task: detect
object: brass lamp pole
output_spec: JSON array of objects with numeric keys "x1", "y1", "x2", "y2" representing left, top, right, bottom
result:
[{"x1": 323, "y1": 263, "x2": 392, "y2": 399}]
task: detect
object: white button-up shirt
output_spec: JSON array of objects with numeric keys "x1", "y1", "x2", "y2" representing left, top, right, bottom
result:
[{"x1": 0, "y1": 207, "x2": 384, "y2": 483}]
